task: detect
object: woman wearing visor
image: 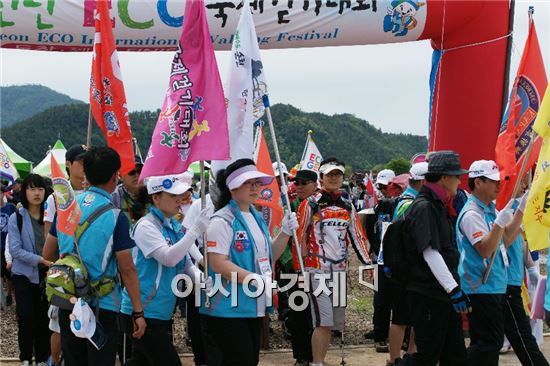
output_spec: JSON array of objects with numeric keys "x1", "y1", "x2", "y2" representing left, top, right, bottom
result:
[
  {"x1": 200, "y1": 159, "x2": 298, "y2": 366},
  {"x1": 120, "y1": 170, "x2": 210, "y2": 366}
]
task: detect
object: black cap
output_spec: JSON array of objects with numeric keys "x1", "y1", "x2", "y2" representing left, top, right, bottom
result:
[
  {"x1": 426, "y1": 151, "x2": 469, "y2": 176},
  {"x1": 291, "y1": 170, "x2": 318, "y2": 182},
  {"x1": 65, "y1": 144, "x2": 88, "y2": 162}
]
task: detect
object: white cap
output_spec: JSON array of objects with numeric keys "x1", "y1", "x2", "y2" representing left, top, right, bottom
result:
[
  {"x1": 376, "y1": 169, "x2": 396, "y2": 186},
  {"x1": 226, "y1": 164, "x2": 273, "y2": 190},
  {"x1": 272, "y1": 162, "x2": 289, "y2": 177},
  {"x1": 146, "y1": 170, "x2": 193, "y2": 195},
  {"x1": 319, "y1": 162, "x2": 345, "y2": 175},
  {"x1": 70, "y1": 298, "x2": 96, "y2": 340},
  {"x1": 410, "y1": 162, "x2": 429, "y2": 180},
  {"x1": 468, "y1": 160, "x2": 500, "y2": 181}
]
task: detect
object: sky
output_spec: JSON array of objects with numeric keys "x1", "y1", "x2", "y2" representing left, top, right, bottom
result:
[{"x1": 1, "y1": 1, "x2": 549, "y2": 137}]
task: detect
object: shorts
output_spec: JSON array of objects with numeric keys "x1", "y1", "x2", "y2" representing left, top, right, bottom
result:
[
  {"x1": 307, "y1": 270, "x2": 345, "y2": 331},
  {"x1": 48, "y1": 305, "x2": 60, "y2": 333},
  {"x1": 391, "y1": 282, "x2": 410, "y2": 326}
]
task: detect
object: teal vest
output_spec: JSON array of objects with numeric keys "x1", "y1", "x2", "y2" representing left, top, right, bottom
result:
[
  {"x1": 121, "y1": 207, "x2": 187, "y2": 320},
  {"x1": 199, "y1": 200, "x2": 273, "y2": 318},
  {"x1": 58, "y1": 187, "x2": 122, "y2": 312},
  {"x1": 456, "y1": 196, "x2": 507, "y2": 294}
]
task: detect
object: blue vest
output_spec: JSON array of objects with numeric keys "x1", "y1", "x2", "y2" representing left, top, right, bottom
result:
[
  {"x1": 121, "y1": 207, "x2": 187, "y2": 320},
  {"x1": 58, "y1": 187, "x2": 122, "y2": 312},
  {"x1": 456, "y1": 196, "x2": 507, "y2": 294},
  {"x1": 506, "y1": 201, "x2": 524, "y2": 287},
  {"x1": 199, "y1": 200, "x2": 273, "y2": 318}
]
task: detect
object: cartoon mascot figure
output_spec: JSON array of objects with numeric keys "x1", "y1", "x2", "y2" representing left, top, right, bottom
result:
[{"x1": 384, "y1": 0, "x2": 425, "y2": 37}]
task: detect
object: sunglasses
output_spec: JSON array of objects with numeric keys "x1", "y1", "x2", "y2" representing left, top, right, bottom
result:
[{"x1": 127, "y1": 168, "x2": 142, "y2": 177}]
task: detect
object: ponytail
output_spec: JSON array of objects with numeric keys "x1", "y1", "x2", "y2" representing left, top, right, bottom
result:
[{"x1": 215, "y1": 168, "x2": 231, "y2": 211}]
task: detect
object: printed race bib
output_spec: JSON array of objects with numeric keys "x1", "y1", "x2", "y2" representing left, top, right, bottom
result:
[{"x1": 258, "y1": 256, "x2": 272, "y2": 276}]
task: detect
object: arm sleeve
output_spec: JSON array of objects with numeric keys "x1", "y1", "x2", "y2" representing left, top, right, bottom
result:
[
  {"x1": 5, "y1": 234, "x2": 12, "y2": 263},
  {"x1": 183, "y1": 256, "x2": 202, "y2": 278},
  {"x1": 133, "y1": 219, "x2": 201, "y2": 267},
  {"x1": 112, "y1": 213, "x2": 136, "y2": 252},
  {"x1": 8, "y1": 213, "x2": 41, "y2": 265},
  {"x1": 459, "y1": 210, "x2": 488, "y2": 246},
  {"x1": 188, "y1": 244, "x2": 203, "y2": 263},
  {"x1": 43, "y1": 194, "x2": 57, "y2": 223},
  {"x1": 422, "y1": 246, "x2": 458, "y2": 293},
  {"x1": 205, "y1": 217, "x2": 233, "y2": 256}
]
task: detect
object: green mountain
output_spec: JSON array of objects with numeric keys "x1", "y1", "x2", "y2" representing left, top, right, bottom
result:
[
  {"x1": 2, "y1": 103, "x2": 427, "y2": 170},
  {"x1": 0, "y1": 85, "x2": 84, "y2": 128}
]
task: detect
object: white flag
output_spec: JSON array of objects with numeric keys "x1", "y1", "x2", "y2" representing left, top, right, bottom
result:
[
  {"x1": 299, "y1": 134, "x2": 323, "y2": 172},
  {"x1": 0, "y1": 140, "x2": 19, "y2": 183},
  {"x1": 211, "y1": 2, "x2": 267, "y2": 176}
]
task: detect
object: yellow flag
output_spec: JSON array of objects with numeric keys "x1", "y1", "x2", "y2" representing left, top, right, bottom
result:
[
  {"x1": 534, "y1": 85, "x2": 550, "y2": 138},
  {"x1": 523, "y1": 138, "x2": 550, "y2": 251}
]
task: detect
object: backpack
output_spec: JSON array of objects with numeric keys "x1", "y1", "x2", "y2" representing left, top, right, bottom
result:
[
  {"x1": 380, "y1": 216, "x2": 412, "y2": 284},
  {"x1": 45, "y1": 204, "x2": 118, "y2": 310}
]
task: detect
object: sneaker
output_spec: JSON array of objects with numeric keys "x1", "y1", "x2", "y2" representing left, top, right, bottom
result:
[
  {"x1": 46, "y1": 356, "x2": 58, "y2": 366},
  {"x1": 364, "y1": 329, "x2": 375, "y2": 339},
  {"x1": 294, "y1": 361, "x2": 310, "y2": 366},
  {"x1": 375, "y1": 340, "x2": 389, "y2": 353}
]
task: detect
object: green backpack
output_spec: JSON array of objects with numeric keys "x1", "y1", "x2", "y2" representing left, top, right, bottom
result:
[{"x1": 46, "y1": 204, "x2": 118, "y2": 310}]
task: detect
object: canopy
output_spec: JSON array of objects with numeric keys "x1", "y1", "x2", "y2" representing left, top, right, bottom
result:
[
  {"x1": 0, "y1": 138, "x2": 32, "y2": 178},
  {"x1": 33, "y1": 140, "x2": 68, "y2": 178}
]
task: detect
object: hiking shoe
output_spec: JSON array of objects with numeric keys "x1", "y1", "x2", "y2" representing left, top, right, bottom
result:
[
  {"x1": 375, "y1": 340, "x2": 389, "y2": 353},
  {"x1": 364, "y1": 329, "x2": 375, "y2": 339}
]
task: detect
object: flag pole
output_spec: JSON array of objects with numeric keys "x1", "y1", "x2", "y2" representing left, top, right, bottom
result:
[
  {"x1": 200, "y1": 160, "x2": 210, "y2": 308},
  {"x1": 262, "y1": 95, "x2": 306, "y2": 274},
  {"x1": 482, "y1": 129, "x2": 535, "y2": 284},
  {"x1": 86, "y1": 105, "x2": 93, "y2": 148}
]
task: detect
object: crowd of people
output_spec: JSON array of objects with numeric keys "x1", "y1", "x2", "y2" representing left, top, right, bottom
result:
[{"x1": 0, "y1": 145, "x2": 549, "y2": 366}]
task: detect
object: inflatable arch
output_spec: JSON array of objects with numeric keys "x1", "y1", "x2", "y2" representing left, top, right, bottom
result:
[{"x1": 1, "y1": 0, "x2": 512, "y2": 169}]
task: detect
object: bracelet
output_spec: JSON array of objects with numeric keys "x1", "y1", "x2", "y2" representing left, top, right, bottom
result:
[{"x1": 132, "y1": 310, "x2": 144, "y2": 320}]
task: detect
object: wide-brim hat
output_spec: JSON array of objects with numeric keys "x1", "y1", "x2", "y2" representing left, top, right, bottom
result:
[
  {"x1": 426, "y1": 150, "x2": 469, "y2": 176},
  {"x1": 226, "y1": 165, "x2": 273, "y2": 190}
]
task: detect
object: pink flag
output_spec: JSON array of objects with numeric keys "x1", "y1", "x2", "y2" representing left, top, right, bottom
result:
[{"x1": 140, "y1": 0, "x2": 229, "y2": 180}]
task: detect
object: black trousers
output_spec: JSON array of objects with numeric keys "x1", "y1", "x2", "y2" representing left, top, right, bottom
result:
[
  {"x1": 286, "y1": 283, "x2": 313, "y2": 362},
  {"x1": 200, "y1": 315, "x2": 261, "y2": 366},
  {"x1": 59, "y1": 307, "x2": 119, "y2": 366},
  {"x1": 373, "y1": 264, "x2": 392, "y2": 341},
  {"x1": 546, "y1": 311, "x2": 550, "y2": 329},
  {"x1": 467, "y1": 294, "x2": 504, "y2": 366},
  {"x1": 120, "y1": 313, "x2": 181, "y2": 366},
  {"x1": 504, "y1": 286, "x2": 549, "y2": 366},
  {"x1": 12, "y1": 274, "x2": 51, "y2": 362},
  {"x1": 401, "y1": 291, "x2": 467, "y2": 366},
  {"x1": 186, "y1": 294, "x2": 207, "y2": 366}
]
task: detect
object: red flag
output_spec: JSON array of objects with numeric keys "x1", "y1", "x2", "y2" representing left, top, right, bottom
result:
[
  {"x1": 51, "y1": 155, "x2": 82, "y2": 236},
  {"x1": 255, "y1": 130, "x2": 284, "y2": 235},
  {"x1": 363, "y1": 172, "x2": 378, "y2": 209},
  {"x1": 495, "y1": 12, "x2": 547, "y2": 209},
  {"x1": 90, "y1": 0, "x2": 135, "y2": 176}
]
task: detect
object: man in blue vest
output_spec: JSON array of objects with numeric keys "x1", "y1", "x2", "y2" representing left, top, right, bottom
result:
[
  {"x1": 57, "y1": 147, "x2": 146, "y2": 366},
  {"x1": 456, "y1": 160, "x2": 526, "y2": 365}
]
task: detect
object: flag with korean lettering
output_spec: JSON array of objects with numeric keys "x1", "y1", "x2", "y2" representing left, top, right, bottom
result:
[
  {"x1": 523, "y1": 84, "x2": 550, "y2": 251},
  {"x1": 51, "y1": 154, "x2": 82, "y2": 236},
  {"x1": 254, "y1": 129, "x2": 283, "y2": 235},
  {"x1": 211, "y1": 1, "x2": 267, "y2": 176},
  {"x1": 495, "y1": 12, "x2": 547, "y2": 209},
  {"x1": 89, "y1": 0, "x2": 135, "y2": 176},
  {"x1": 0, "y1": 140, "x2": 19, "y2": 184},
  {"x1": 140, "y1": 0, "x2": 229, "y2": 179},
  {"x1": 299, "y1": 133, "x2": 323, "y2": 173}
]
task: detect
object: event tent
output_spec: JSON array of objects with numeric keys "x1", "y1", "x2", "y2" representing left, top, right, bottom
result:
[
  {"x1": 33, "y1": 140, "x2": 67, "y2": 178},
  {"x1": 0, "y1": 138, "x2": 32, "y2": 178}
]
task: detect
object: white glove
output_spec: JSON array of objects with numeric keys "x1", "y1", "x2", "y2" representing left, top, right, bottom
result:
[
  {"x1": 527, "y1": 266, "x2": 540, "y2": 287},
  {"x1": 188, "y1": 207, "x2": 212, "y2": 238},
  {"x1": 281, "y1": 212, "x2": 298, "y2": 235},
  {"x1": 518, "y1": 190, "x2": 529, "y2": 213},
  {"x1": 494, "y1": 200, "x2": 514, "y2": 228}
]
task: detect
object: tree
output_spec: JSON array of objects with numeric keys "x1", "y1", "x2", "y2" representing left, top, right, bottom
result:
[{"x1": 386, "y1": 158, "x2": 411, "y2": 175}]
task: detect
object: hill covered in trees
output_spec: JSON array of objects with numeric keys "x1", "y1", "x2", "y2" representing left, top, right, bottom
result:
[{"x1": 3, "y1": 103, "x2": 427, "y2": 170}]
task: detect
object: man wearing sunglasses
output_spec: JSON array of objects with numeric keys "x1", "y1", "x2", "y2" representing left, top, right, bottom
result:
[{"x1": 112, "y1": 155, "x2": 146, "y2": 227}]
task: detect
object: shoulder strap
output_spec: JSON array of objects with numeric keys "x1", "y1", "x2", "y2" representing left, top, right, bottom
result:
[{"x1": 16, "y1": 210, "x2": 23, "y2": 235}]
